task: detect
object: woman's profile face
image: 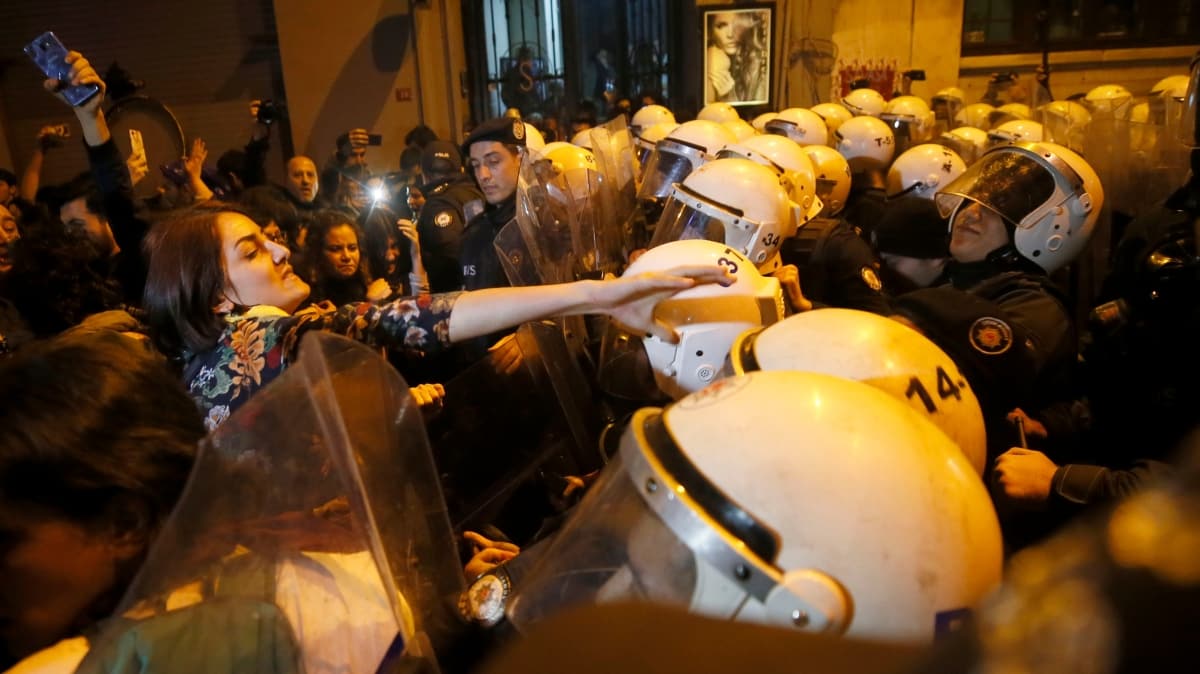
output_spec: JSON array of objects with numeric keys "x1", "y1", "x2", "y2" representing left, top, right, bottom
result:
[
  {"x1": 219, "y1": 212, "x2": 310, "y2": 313},
  {"x1": 322, "y1": 224, "x2": 362, "y2": 280},
  {"x1": 710, "y1": 13, "x2": 737, "y2": 55}
]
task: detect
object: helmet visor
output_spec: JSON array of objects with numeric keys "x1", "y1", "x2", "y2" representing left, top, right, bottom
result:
[
  {"x1": 1180, "y1": 54, "x2": 1200, "y2": 149},
  {"x1": 649, "y1": 187, "x2": 764, "y2": 263},
  {"x1": 507, "y1": 410, "x2": 782, "y2": 632},
  {"x1": 934, "y1": 150, "x2": 1059, "y2": 227},
  {"x1": 882, "y1": 116, "x2": 924, "y2": 155},
  {"x1": 636, "y1": 142, "x2": 704, "y2": 202},
  {"x1": 506, "y1": 448, "x2": 703, "y2": 631}
]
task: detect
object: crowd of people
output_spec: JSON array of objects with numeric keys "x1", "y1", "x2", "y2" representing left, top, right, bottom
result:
[{"x1": 1, "y1": 41, "x2": 1198, "y2": 673}]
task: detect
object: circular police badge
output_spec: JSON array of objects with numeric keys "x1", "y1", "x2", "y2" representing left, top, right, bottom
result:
[
  {"x1": 434, "y1": 211, "x2": 453, "y2": 228},
  {"x1": 512, "y1": 119, "x2": 525, "y2": 141},
  {"x1": 458, "y1": 571, "x2": 511, "y2": 627},
  {"x1": 969, "y1": 317, "x2": 1013, "y2": 355},
  {"x1": 860, "y1": 265, "x2": 882, "y2": 291}
]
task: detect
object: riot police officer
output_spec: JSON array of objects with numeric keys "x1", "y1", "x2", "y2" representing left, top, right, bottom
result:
[{"x1": 417, "y1": 140, "x2": 485, "y2": 293}]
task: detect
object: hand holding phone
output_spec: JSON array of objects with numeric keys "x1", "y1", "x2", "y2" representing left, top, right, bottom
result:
[
  {"x1": 24, "y1": 32, "x2": 101, "y2": 108},
  {"x1": 129, "y1": 129, "x2": 146, "y2": 160}
]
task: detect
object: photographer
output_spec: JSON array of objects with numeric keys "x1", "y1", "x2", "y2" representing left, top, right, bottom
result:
[
  {"x1": 215, "y1": 99, "x2": 279, "y2": 195},
  {"x1": 320, "y1": 128, "x2": 374, "y2": 202}
]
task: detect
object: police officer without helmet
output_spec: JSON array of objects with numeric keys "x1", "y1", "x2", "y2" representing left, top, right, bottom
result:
[{"x1": 460, "y1": 117, "x2": 527, "y2": 292}]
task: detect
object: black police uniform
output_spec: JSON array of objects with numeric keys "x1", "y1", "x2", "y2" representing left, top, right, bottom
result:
[
  {"x1": 779, "y1": 216, "x2": 891, "y2": 314},
  {"x1": 946, "y1": 249, "x2": 1077, "y2": 421},
  {"x1": 418, "y1": 173, "x2": 484, "y2": 292},
  {"x1": 456, "y1": 116, "x2": 528, "y2": 293},
  {"x1": 460, "y1": 197, "x2": 516, "y2": 292}
]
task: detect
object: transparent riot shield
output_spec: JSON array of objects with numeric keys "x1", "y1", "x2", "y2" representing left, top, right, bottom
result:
[
  {"x1": 591, "y1": 116, "x2": 644, "y2": 258},
  {"x1": 1075, "y1": 95, "x2": 1141, "y2": 308},
  {"x1": 530, "y1": 146, "x2": 624, "y2": 280},
  {"x1": 78, "y1": 332, "x2": 463, "y2": 674},
  {"x1": 1128, "y1": 96, "x2": 1192, "y2": 219},
  {"x1": 425, "y1": 321, "x2": 607, "y2": 541},
  {"x1": 495, "y1": 163, "x2": 576, "y2": 287}
]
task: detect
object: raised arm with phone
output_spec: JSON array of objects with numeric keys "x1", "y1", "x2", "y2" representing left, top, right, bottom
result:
[{"x1": 40, "y1": 45, "x2": 151, "y2": 306}]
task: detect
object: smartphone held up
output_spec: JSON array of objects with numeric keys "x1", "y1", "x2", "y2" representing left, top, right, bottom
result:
[{"x1": 23, "y1": 31, "x2": 100, "y2": 107}]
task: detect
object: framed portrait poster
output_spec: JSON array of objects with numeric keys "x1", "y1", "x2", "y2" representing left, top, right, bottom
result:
[{"x1": 703, "y1": 4, "x2": 773, "y2": 107}]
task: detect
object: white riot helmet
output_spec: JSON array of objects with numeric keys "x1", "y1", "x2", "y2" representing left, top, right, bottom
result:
[
  {"x1": 719, "y1": 133, "x2": 824, "y2": 227},
  {"x1": 540, "y1": 143, "x2": 601, "y2": 203},
  {"x1": 725, "y1": 309, "x2": 987, "y2": 475},
  {"x1": 523, "y1": 123, "x2": 546, "y2": 153},
  {"x1": 994, "y1": 102, "x2": 1032, "y2": 122},
  {"x1": 938, "y1": 126, "x2": 990, "y2": 164},
  {"x1": 637, "y1": 120, "x2": 737, "y2": 204},
  {"x1": 886, "y1": 144, "x2": 967, "y2": 200},
  {"x1": 634, "y1": 122, "x2": 680, "y2": 166},
  {"x1": 764, "y1": 108, "x2": 830, "y2": 147},
  {"x1": 935, "y1": 142, "x2": 1104, "y2": 273},
  {"x1": 804, "y1": 145, "x2": 852, "y2": 216},
  {"x1": 810, "y1": 103, "x2": 853, "y2": 140},
  {"x1": 1035, "y1": 101, "x2": 1091, "y2": 152},
  {"x1": 955, "y1": 103, "x2": 996, "y2": 130},
  {"x1": 834, "y1": 116, "x2": 896, "y2": 172},
  {"x1": 931, "y1": 87, "x2": 966, "y2": 132},
  {"x1": 751, "y1": 112, "x2": 778, "y2": 132},
  {"x1": 723, "y1": 118, "x2": 757, "y2": 142},
  {"x1": 842, "y1": 87, "x2": 887, "y2": 117},
  {"x1": 571, "y1": 128, "x2": 595, "y2": 151},
  {"x1": 651, "y1": 158, "x2": 795, "y2": 271},
  {"x1": 1084, "y1": 84, "x2": 1134, "y2": 118},
  {"x1": 699, "y1": 102, "x2": 741, "y2": 124},
  {"x1": 987, "y1": 119, "x2": 1045, "y2": 146},
  {"x1": 632, "y1": 104, "x2": 677, "y2": 135},
  {"x1": 508, "y1": 370, "x2": 1004, "y2": 642},
  {"x1": 1151, "y1": 75, "x2": 1190, "y2": 96},
  {"x1": 881, "y1": 96, "x2": 937, "y2": 154},
  {"x1": 620, "y1": 240, "x2": 784, "y2": 399}
]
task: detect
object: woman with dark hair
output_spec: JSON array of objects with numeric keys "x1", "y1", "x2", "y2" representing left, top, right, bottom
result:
[
  {"x1": 300, "y1": 209, "x2": 387, "y2": 306},
  {"x1": 0, "y1": 331, "x2": 205, "y2": 667},
  {"x1": 142, "y1": 204, "x2": 728, "y2": 428},
  {"x1": 360, "y1": 209, "x2": 428, "y2": 297},
  {"x1": 0, "y1": 202, "x2": 125, "y2": 349}
]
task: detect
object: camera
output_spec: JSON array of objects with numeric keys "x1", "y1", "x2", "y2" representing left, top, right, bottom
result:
[{"x1": 257, "y1": 99, "x2": 286, "y2": 126}]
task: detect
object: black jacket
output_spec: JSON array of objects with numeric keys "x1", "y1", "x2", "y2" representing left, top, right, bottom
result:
[{"x1": 418, "y1": 174, "x2": 485, "y2": 292}]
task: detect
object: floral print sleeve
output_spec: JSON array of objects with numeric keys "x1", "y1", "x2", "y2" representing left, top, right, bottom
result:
[{"x1": 188, "y1": 292, "x2": 461, "y2": 430}]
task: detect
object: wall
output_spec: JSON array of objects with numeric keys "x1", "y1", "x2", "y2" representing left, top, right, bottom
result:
[
  {"x1": 0, "y1": 0, "x2": 290, "y2": 187},
  {"x1": 780, "y1": 0, "x2": 1195, "y2": 109},
  {"x1": 272, "y1": 0, "x2": 468, "y2": 176}
]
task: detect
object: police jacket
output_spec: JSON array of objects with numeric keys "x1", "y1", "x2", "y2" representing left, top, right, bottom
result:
[
  {"x1": 418, "y1": 174, "x2": 484, "y2": 293},
  {"x1": 779, "y1": 216, "x2": 890, "y2": 315},
  {"x1": 460, "y1": 195, "x2": 516, "y2": 292},
  {"x1": 946, "y1": 248, "x2": 1077, "y2": 419}
]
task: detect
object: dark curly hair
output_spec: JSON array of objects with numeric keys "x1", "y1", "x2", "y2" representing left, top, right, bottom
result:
[
  {"x1": 301, "y1": 209, "x2": 372, "y2": 306},
  {"x1": 2, "y1": 205, "x2": 124, "y2": 337}
]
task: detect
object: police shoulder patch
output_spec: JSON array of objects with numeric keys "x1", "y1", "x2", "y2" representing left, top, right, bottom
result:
[
  {"x1": 860, "y1": 265, "x2": 882, "y2": 291},
  {"x1": 969, "y1": 317, "x2": 1013, "y2": 355},
  {"x1": 434, "y1": 211, "x2": 453, "y2": 228}
]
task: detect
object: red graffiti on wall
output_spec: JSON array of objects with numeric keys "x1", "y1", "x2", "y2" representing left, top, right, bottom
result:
[{"x1": 835, "y1": 59, "x2": 899, "y2": 99}]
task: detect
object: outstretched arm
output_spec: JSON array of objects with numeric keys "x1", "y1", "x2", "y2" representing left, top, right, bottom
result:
[{"x1": 448, "y1": 265, "x2": 733, "y2": 343}]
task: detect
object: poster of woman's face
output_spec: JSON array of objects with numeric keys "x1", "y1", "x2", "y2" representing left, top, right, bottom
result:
[{"x1": 704, "y1": 6, "x2": 772, "y2": 106}]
